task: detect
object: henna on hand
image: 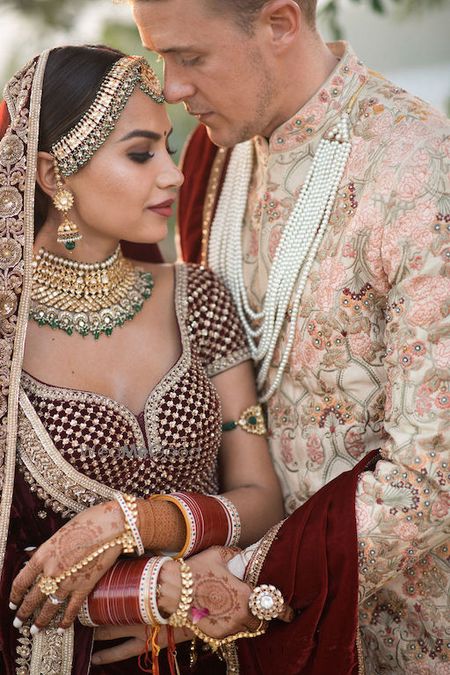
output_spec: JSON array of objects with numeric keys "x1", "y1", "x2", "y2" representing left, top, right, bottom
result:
[
  {"x1": 9, "y1": 500, "x2": 125, "y2": 631},
  {"x1": 193, "y1": 571, "x2": 240, "y2": 625}
]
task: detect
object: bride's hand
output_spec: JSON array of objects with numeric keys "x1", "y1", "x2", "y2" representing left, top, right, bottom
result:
[{"x1": 9, "y1": 500, "x2": 126, "y2": 634}]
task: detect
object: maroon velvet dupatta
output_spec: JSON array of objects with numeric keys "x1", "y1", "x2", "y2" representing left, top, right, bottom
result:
[{"x1": 237, "y1": 450, "x2": 379, "y2": 675}]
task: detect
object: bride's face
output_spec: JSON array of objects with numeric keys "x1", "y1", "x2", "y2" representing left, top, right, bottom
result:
[{"x1": 64, "y1": 89, "x2": 183, "y2": 246}]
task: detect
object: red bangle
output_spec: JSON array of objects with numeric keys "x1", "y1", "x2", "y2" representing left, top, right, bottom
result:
[{"x1": 149, "y1": 492, "x2": 241, "y2": 557}]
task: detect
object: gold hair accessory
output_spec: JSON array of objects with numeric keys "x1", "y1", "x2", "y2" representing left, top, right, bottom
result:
[
  {"x1": 168, "y1": 558, "x2": 194, "y2": 627},
  {"x1": 38, "y1": 528, "x2": 137, "y2": 598},
  {"x1": 222, "y1": 404, "x2": 267, "y2": 435},
  {"x1": 248, "y1": 584, "x2": 285, "y2": 621},
  {"x1": 51, "y1": 56, "x2": 164, "y2": 177},
  {"x1": 184, "y1": 618, "x2": 267, "y2": 653},
  {"x1": 30, "y1": 246, "x2": 154, "y2": 338},
  {"x1": 53, "y1": 159, "x2": 81, "y2": 251}
]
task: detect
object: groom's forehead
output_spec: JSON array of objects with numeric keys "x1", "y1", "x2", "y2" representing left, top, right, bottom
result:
[{"x1": 134, "y1": 0, "x2": 232, "y2": 51}]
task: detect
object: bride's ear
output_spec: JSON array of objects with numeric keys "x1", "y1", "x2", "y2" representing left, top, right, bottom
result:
[{"x1": 36, "y1": 151, "x2": 58, "y2": 198}]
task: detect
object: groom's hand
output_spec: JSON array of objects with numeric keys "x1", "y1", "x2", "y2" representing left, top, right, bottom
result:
[{"x1": 92, "y1": 625, "x2": 192, "y2": 665}]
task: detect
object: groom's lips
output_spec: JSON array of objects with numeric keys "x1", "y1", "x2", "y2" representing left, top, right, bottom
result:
[{"x1": 189, "y1": 111, "x2": 213, "y2": 120}]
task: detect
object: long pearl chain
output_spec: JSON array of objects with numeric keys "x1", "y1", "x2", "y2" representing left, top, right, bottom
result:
[{"x1": 209, "y1": 111, "x2": 352, "y2": 401}]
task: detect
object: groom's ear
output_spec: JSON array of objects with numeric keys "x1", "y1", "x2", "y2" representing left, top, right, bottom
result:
[{"x1": 260, "y1": 0, "x2": 301, "y2": 51}]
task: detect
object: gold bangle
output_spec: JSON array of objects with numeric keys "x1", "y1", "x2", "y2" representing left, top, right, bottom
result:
[
  {"x1": 37, "y1": 530, "x2": 132, "y2": 597},
  {"x1": 184, "y1": 618, "x2": 267, "y2": 653},
  {"x1": 168, "y1": 558, "x2": 194, "y2": 627}
]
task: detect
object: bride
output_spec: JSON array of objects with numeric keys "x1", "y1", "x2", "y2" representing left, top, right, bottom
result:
[{"x1": 0, "y1": 45, "x2": 283, "y2": 674}]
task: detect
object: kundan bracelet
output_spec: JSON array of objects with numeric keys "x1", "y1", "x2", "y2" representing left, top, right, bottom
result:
[
  {"x1": 115, "y1": 492, "x2": 144, "y2": 556},
  {"x1": 168, "y1": 558, "x2": 194, "y2": 628},
  {"x1": 38, "y1": 530, "x2": 133, "y2": 598},
  {"x1": 184, "y1": 618, "x2": 267, "y2": 653}
]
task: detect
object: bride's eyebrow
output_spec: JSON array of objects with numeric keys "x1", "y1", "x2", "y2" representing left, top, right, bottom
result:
[{"x1": 118, "y1": 130, "x2": 162, "y2": 142}]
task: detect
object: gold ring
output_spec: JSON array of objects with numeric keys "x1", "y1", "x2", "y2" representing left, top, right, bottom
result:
[{"x1": 38, "y1": 576, "x2": 59, "y2": 596}]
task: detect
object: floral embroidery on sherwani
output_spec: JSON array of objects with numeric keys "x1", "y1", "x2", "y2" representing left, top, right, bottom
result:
[{"x1": 241, "y1": 42, "x2": 449, "y2": 673}]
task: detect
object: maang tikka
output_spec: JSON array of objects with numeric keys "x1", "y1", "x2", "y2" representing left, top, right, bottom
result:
[{"x1": 52, "y1": 159, "x2": 82, "y2": 251}]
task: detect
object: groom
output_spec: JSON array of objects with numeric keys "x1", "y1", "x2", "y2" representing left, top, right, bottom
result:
[{"x1": 94, "y1": 0, "x2": 449, "y2": 672}]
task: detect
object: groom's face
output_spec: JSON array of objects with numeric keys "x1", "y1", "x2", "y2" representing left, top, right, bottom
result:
[{"x1": 133, "y1": 0, "x2": 278, "y2": 147}]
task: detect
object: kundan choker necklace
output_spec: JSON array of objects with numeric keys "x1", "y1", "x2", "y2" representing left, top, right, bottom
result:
[
  {"x1": 208, "y1": 85, "x2": 364, "y2": 401},
  {"x1": 30, "y1": 246, "x2": 154, "y2": 339}
]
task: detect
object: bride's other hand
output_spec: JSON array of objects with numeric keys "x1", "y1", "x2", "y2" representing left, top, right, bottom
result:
[
  {"x1": 159, "y1": 547, "x2": 262, "y2": 639},
  {"x1": 9, "y1": 500, "x2": 125, "y2": 633}
]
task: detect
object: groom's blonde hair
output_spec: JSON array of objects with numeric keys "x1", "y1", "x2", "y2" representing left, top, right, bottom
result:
[{"x1": 133, "y1": 0, "x2": 318, "y2": 32}]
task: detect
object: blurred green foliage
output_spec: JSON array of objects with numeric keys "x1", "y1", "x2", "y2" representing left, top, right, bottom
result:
[{"x1": 320, "y1": 0, "x2": 450, "y2": 38}]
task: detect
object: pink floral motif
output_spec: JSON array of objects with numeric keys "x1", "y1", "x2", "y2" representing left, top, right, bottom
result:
[
  {"x1": 280, "y1": 431, "x2": 294, "y2": 465},
  {"x1": 316, "y1": 257, "x2": 346, "y2": 311},
  {"x1": 291, "y1": 333, "x2": 320, "y2": 371},
  {"x1": 410, "y1": 254, "x2": 424, "y2": 270},
  {"x1": 404, "y1": 276, "x2": 450, "y2": 327},
  {"x1": 345, "y1": 429, "x2": 366, "y2": 459},
  {"x1": 415, "y1": 384, "x2": 434, "y2": 416},
  {"x1": 355, "y1": 501, "x2": 375, "y2": 533},
  {"x1": 306, "y1": 434, "x2": 324, "y2": 465},
  {"x1": 434, "y1": 340, "x2": 450, "y2": 369},
  {"x1": 431, "y1": 492, "x2": 450, "y2": 519},
  {"x1": 248, "y1": 227, "x2": 259, "y2": 258},
  {"x1": 394, "y1": 520, "x2": 418, "y2": 541},
  {"x1": 348, "y1": 332, "x2": 372, "y2": 359},
  {"x1": 268, "y1": 225, "x2": 282, "y2": 260},
  {"x1": 342, "y1": 241, "x2": 357, "y2": 258},
  {"x1": 435, "y1": 388, "x2": 450, "y2": 409}
]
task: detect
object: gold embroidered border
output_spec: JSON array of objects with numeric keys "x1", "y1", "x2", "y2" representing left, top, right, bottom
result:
[
  {"x1": 244, "y1": 519, "x2": 285, "y2": 587},
  {"x1": 201, "y1": 147, "x2": 228, "y2": 266},
  {"x1": 144, "y1": 263, "x2": 191, "y2": 447},
  {"x1": 29, "y1": 623, "x2": 74, "y2": 675},
  {"x1": 221, "y1": 643, "x2": 240, "y2": 674},
  {"x1": 0, "y1": 52, "x2": 49, "y2": 580},
  {"x1": 356, "y1": 627, "x2": 366, "y2": 675},
  {"x1": 19, "y1": 389, "x2": 117, "y2": 511}
]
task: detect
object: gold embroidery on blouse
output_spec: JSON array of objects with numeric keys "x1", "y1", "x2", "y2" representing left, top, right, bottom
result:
[{"x1": 18, "y1": 391, "x2": 117, "y2": 513}]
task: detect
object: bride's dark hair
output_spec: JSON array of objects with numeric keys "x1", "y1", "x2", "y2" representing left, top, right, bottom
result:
[{"x1": 35, "y1": 45, "x2": 127, "y2": 232}]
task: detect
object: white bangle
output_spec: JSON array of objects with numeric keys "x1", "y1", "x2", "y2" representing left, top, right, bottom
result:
[
  {"x1": 148, "y1": 556, "x2": 172, "y2": 625},
  {"x1": 115, "y1": 492, "x2": 145, "y2": 556},
  {"x1": 213, "y1": 494, "x2": 241, "y2": 546}
]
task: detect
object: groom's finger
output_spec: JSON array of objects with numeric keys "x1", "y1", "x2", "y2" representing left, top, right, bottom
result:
[
  {"x1": 94, "y1": 625, "x2": 143, "y2": 641},
  {"x1": 91, "y1": 638, "x2": 143, "y2": 665}
]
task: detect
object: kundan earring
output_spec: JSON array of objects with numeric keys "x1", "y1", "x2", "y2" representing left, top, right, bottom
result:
[{"x1": 52, "y1": 158, "x2": 82, "y2": 251}]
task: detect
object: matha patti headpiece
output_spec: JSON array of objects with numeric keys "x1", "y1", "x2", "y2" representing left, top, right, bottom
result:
[{"x1": 51, "y1": 56, "x2": 165, "y2": 176}]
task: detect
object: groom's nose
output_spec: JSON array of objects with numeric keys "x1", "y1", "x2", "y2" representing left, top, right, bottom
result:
[{"x1": 163, "y1": 65, "x2": 196, "y2": 105}]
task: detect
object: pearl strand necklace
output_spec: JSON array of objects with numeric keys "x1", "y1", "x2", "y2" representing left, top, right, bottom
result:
[{"x1": 208, "y1": 111, "x2": 352, "y2": 401}]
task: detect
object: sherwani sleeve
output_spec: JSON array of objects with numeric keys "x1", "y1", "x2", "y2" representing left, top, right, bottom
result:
[{"x1": 355, "y1": 131, "x2": 450, "y2": 602}]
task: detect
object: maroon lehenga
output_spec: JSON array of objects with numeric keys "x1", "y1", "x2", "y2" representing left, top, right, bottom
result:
[{"x1": 0, "y1": 264, "x2": 249, "y2": 675}]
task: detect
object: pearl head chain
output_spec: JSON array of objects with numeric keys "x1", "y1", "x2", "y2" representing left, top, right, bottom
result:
[{"x1": 208, "y1": 111, "x2": 352, "y2": 401}]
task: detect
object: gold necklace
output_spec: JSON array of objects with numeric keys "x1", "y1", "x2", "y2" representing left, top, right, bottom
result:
[{"x1": 30, "y1": 246, "x2": 154, "y2": 339}]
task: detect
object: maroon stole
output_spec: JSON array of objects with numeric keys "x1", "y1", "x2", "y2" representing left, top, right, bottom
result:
[
  {"x1": 178, "y1": 125, "x2": 230, "y2": 264},
  {"x1": 237, "y1": 451, "x2": 379, "y2": 674}
]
